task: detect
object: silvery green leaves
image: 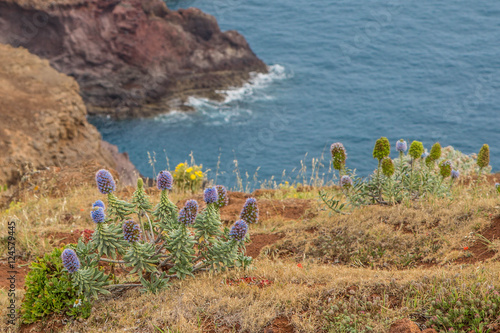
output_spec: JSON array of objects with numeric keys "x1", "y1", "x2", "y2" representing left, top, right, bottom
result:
[
  {"x1": 165, "y1": 226, "x2": 196, "y2": 279},
  {"x1": 204, "y1": 239, "x2": 239, "y2": 272},
  {"x1": 140, "y1": 272, "x2": 169, "y2": 294},
  {"x1": 92, "y1": 223, "x2": 127, "y2": 259},
  {"x1": 132, "y1": 178, "x2": 153, "y2": 212},
  {"x1": 194, "y1": 203, "x2": 222, "y2": 242},
  {"x1": 123, "y1": 242, "x2": 159, "y2": 277},
  {"x1": 153, "y1": 189, "x2": 178, "y2": 232},
  {"x1": 107, "y1": 193, "x2": 135, "y2": 221},
  {"x1": 72, "y1": 267, "x2": 110, "y2": 299}
]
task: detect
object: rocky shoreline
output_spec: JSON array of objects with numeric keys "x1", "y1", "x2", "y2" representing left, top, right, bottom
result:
[{"x1": 0, "y1": 0, "x2": 267, "y2": 118}]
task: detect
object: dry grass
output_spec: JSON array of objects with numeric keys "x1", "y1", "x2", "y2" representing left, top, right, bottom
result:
[{"x1": 1, "y1": 171, "x2": 500, "y2": 332}]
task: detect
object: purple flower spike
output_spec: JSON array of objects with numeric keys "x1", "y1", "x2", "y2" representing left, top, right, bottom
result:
[
  {"x1": 157, "y1": 170, "x2": 173, "y2": 190},
  {"x1": 340, "y1": 175, "x2": 353, "y2": 188},
  {"x1": 91, "y1": 207, "x2": 106, "y2": 223},
  {"x1": 451, "y1": 170, "x2": 460, "y2": 179},
  {"x1": 92, "y1": 200, "x2": 105, "y2": 210},
  {"x1": 61, "y1": 249, "x2": 80, "y2": 274},
  {"x1": 229, "y1": 220, "x2": 248, "y2": 242},
  {"x1": 204, "y1": 187, "x2": 218, "y2": 204},
  {"x1": 215, "y1": 185, "x2": 229, "y2": 208},
  {"x1": 240, "y1": 197, "x2": 259, "y2": 224},
  {"x1": 396, "y1": 140, "x2": 407, "y2": 153},
  {"x1": 123, "y1": 220, "x2": 141, "y2": 243},
  {"x1": 178, "y1": 199, "x2": 199, "y2": 225},
  {"x1": 95, "y1": 169, "x2": 116, "y2": 194}
]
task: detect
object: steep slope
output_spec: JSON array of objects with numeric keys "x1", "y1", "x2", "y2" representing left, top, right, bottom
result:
[
  {"x1": 0, "y1": 0, "x2": 267, "y2": 117},
  {"x1": 0, "y1": 44, "x2": 137, "y2": 187}
]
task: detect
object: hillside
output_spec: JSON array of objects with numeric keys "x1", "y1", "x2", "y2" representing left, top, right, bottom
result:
[{"x1": 2, "y1": 161, "x2": 500, "y2": 332}]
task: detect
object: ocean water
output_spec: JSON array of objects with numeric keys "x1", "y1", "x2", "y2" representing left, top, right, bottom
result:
[{"x1": 90, "y1": 0, "x2": 500, "y2": 188}]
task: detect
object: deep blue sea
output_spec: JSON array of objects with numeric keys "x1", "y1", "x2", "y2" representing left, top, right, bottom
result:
[{"x1": 90, "y1": 0, "x2": 500, "y2": 188}]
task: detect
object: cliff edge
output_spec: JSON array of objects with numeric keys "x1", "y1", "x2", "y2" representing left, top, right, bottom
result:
[
  {"x1": 0, "y1": 0, "x2": 268, "y2": 117},
  {"x1": 0, "y1": 44, "x2": 138, "y2": 187}
]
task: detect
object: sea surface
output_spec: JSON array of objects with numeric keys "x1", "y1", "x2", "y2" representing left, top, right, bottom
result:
[{"x1": 90, "y1": 0, "x2": 500, "y2": 188}]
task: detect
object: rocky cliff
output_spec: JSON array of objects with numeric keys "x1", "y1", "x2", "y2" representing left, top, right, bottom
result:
[
  {"x1": 0, "y1": 44, "x2": 138, "y2": 187},
  {"x1": 0, "y1": 0, "x2": 267, "y2": 117}
]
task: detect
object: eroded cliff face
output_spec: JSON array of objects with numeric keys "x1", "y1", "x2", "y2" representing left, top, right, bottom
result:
[
  {"x1": 0, "y1": 44, "x2": 137, "y2": 187},
  {"x1": 0, "y1": 0, "x2": 267, "y2": 117}
]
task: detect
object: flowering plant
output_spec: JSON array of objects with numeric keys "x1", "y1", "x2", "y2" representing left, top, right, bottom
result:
[
  {"x1": 58, "y1": 169, "x2": 255, "y2": 306},
  {"x1": 172, "y1": 162, "x2": 205, "y2": 193}
]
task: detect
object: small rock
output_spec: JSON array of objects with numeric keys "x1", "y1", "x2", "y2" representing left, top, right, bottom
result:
[{"x1": 389, "y1": 318, "x2": 420, "y2": 333}]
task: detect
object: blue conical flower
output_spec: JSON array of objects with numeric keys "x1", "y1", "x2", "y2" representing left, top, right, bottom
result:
[
  {"x1": 204, "y1": 187, "x2": 218, "y2": 204},
  {"x1": 215, "y1": 185, "x2": 229, "y2": 208},
  {"x1": 451, "y1": 170, "x2": 460, "y2": 179},
  {"x1": 178, "y1": 199, "x2": 198, "y2": 225},
  {"x1": 495, "y1": 183, "x2": 500, "y2": 194},
  {"x1": 396, "y1": 140, "x2": 407, "y2": 153},
  {"x1": 157, "y1": 170, "x2": 173, "y2": 190},
  {"x1": 229, "y1": 219, "x2": 248, "y2": 242},
  {"x1": 240, "y1": 197, "x2": 258, "y2": 224},
  {"x1": 92, "y1": 200, "x2": 105, "y2": 210},
  {"x1": 340, "y1": 175, "x2": 353, "y2": 188},
  {"x1": 95, "y1": 169, "x2": 116, "y2": 194},
  {"x1": 123, "y1": 220, "x2": 141, "y2": 242},
  {"x1": 91, "y1": 207, "x2": 106, "y2": 223},
  {"x1": 61, "y1": 249, "x2": 80, "y2": 274}
]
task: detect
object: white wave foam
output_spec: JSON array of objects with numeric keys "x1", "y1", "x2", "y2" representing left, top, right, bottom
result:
[
  {"x1": 155, "y1": 64, "x2": 289, "y2": 125},
  {"x1": 218, "y1": 64, "x2": 288, "y2": 104}
]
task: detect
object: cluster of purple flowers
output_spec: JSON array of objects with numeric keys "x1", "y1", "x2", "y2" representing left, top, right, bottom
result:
[
  {"x1": 215, "y1": 185, "x2": 229, "y2": 208},
  {"x1": 123, "y1": 220, "x2": 141, "y2": 243},
  {"x1": 240, "y1": 198, "x2": 258, "y2": 224},
  {"x1": 61, "y1": 249, "x2": 80, "y2": 274},
  {"x1": 451, "y1": 170, "x2": 460, "y2": 179},
  {"x1": 91, "y1": 207, "x2": 106, "y2": 223},
  {"x1": 92, "y1": 200, "x2": 105, "y2": 210},
  {"x1": 178, "y1": 199, "x2": 199, "y2": 225},
  {"x1": 204, "y1": 187, "x2": 218, "y2": 204},
  {"x1": 95, "y1": 169, "x2": 116, "y2": 194},
  {"x1": 229, "y1": 219, "x2": 248, "y2": 242},
  {"x1": 340, "y1": 175, "x2": 353, "y2": 188},
  {"x1": 157, "y1": 170, "x2": 173, "y2": 190},
  {"x1": 396, "y1": 140, "x2": 407, "y2": 153}
]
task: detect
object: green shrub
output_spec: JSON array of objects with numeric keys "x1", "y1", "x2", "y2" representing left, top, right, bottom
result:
[{"x1": 21, "y1": 247, "x2": 91, "y2": 323}]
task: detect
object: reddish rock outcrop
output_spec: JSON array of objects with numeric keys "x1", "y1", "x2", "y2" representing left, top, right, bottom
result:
[
  {"x1": 0, "y1": 44, "x2": 138, "y2": 187},
  {"x1": 0, "y1": 0, "x2": 267, "y2": 117}
]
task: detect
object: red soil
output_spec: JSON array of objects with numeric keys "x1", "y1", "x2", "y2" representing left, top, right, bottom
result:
[
  {"x1": 246, "y1": 233, "x2": 284, "y2": 258},
  {"x1": 456, "y1": 215, "x2": 500, "y2": 264}
]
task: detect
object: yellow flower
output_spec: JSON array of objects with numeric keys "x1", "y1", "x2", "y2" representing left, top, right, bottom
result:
[
  {"x1": 176, "y1": 163, "x2": 185, "y2": 170},
  {"x1": 190, "y1": 174, "x2": 196, "y2": 180},
  {"x1": 186, "y1": 167, "x2": 193, "y2": 173},
  {"x1": 195, "y1": 171, "x2": 203, "y2": 177}
]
